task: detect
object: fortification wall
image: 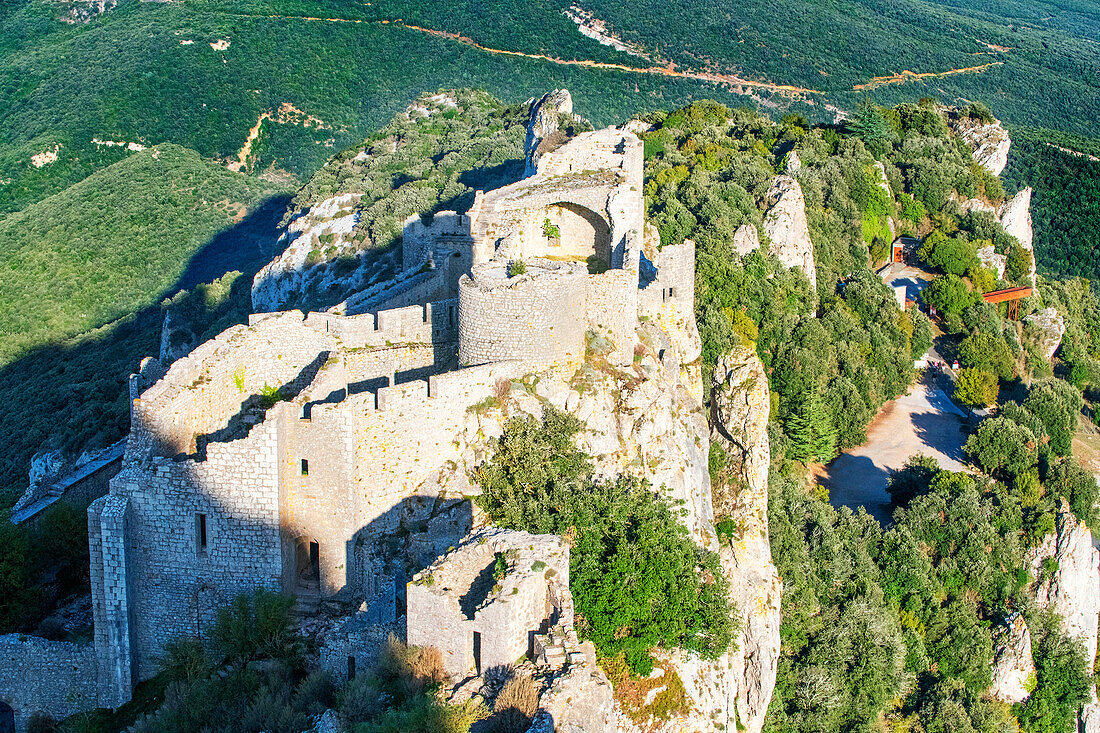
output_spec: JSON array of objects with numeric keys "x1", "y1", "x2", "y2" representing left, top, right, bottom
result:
[
  {"x1": 586, "y1": 269, "x2": 639, "y2": 364},
  {"x1": 401, "y1": 211, "x2": 473, "y2": 271},
  {"x1": 639, "y1": 240, "x2": 696, "y2": 323},
  {"x1": 89, "y1": 494, "x2": 134, "y2": 708},
  {"x1": 110, "y1": 416, "x2": 284, "y2": 681},
  {"x1": 458, "y1": 263, "x2": 587, "y2": 368},
  {"x1": 350, "y1": 362, "x2": 526, "y2": 526},
  {"x1": 0, "y1": 635, "x2": 98, "y2": 731}
]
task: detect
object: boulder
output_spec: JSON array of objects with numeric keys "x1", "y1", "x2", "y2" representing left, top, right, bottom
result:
[
  {"x1": 762, "y1": 175, "x2": 817, "y2": 289},
  {"x1": 989, "y1": 613, "x2": 1035, "y2": 704},
  {"x1": 1025, "y1": 307, "x2": 1066, "y2": 360},
  {"x1": 785, "y1": 149, "x2": 801, "y2": 174}
]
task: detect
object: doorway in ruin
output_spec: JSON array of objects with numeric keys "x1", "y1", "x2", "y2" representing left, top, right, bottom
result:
[
  {"x1": 0, "y1": 701, "x2": 13, "y2": 733},
  {"x1": 539, "y1": 202, "x2": 611, "y2": 271},
  {"x1": 296, "y1": 538, "x2": 320, "y2": 594}
]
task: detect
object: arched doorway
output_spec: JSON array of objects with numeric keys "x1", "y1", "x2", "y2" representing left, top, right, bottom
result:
[
  {"x1": 295, "y1": 538, "x2": 320, "y2": 595},
  {"x1": 0, "y1": 701, "x2": 13, "y2": 733}
]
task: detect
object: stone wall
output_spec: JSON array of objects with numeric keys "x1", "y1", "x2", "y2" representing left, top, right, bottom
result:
[
  {"x1": 458, "y1": 261, "x2": 587, "y2": 368},
  {"x1": 407, "y1": 529, "x2": 570, "y2": 678},
  {"x1": 639, "y1": 240, "x2": 696, "y2": 324},
  {"x1": 585, "y1": 268, "x2": 638, "y2": 364},
  {"x1": 88, "y1": 494, "x2": 134, "y2": 708},
  {"x1": 401, "y1": 211, "x2": 474, "y2": 271},
  {"x1": 0, "y1": 635, "x2": 99, "y2": 731}
]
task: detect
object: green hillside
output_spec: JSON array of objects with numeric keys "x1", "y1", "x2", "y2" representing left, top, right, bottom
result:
[
  {"x1": 5, "y1": 0, "x2": 1098, "y2": 220},
  {"x1": 0, "y1": 144, "x2": 285, "y2": 365},
  {"x1": 0, "y1": 144, "x2": 287, "y2": 504}
]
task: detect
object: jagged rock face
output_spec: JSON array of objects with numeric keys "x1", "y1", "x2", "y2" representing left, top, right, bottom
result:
[
  {"x1": 989, "y1": 613, "x2": 1035, "y2": 704},
  {"x1": 762, "y1": 175, "x2": 817, "y2": 289},
  {"x1": 732, "y1": 223, "x2": 761, "y2": 258},
  {"x1": 977, "y1": 243, "x2": 1007, "y2": 279},
  {"x1": 1030, "y1": 500, "x2": 1100, "y2": 667},
  {"x1": 951, "y1": 113, "x2": 1012, "y2": 176},
  {"x1": 159, "y1": 308, "x2": 197, "y2": 364},
  {"x1": 707, "y1": 348, "x2": 782, "y2": 733},
  {"x1": 525, "y1": 89, "x2": 573, "y2": 177},
  {"x1": 529, "y1": 655, "x2": 616, "y2": 733},
  {"x1": 999, "y1": 187, "x2": 1035, "y2": 282},
  {"x1": 1025, "y1": 307, "x2": 1066, "y2": 360},
  {"x1": 251, "y1": 193, "x2": 396, "y2": 312}
]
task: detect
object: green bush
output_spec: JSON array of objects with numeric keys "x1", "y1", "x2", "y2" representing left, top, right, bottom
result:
[
  {"x1": 474, "y1": 407, "x2": 734, "y2": 673},
  {"x1": 210, "y1": 589, "x2": 299, "y2": 666}
]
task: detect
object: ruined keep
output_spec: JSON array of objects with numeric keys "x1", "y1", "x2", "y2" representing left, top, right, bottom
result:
[
  {"x1": 79, "y1": 119, "x2": 697, "y2": 710},
  {"x1": 406, "y1": 528, "x2": 572, "y2": 678}
]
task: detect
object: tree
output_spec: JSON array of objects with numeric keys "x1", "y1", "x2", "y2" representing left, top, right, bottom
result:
[
  {"x1": 1046, "y1": 457, "x2": 1099, "y2": 527},
  {"x1": 887, "y1": 454, "x2": 940, "y2": 507},
  {"x1": 954, "y1": 368, "x2": 998, "y2": 415},
  {"x1": 785, "y1": 390, "x2": 837, "y2": 463},
  {"x1": 925, "y1": 274, "x2": 980, "y2": 316},
  {"x1": 964, "y1": 415, "x2": 1039, "y2": 484},
  {"x1": 958, "y1": 333, "x2": 1014, "y2": 380},
  {"x1": 1023, "y1": 378, "x2": 1083, "y2": 457},
  {"x1": 847, "y1": 99, "x2": 894, "y2": 154}
]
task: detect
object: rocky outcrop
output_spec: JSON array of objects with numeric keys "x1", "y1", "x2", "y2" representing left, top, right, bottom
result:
[
  {"x1": 707, "y1": 348, "x2": 782, "y2": 733},
  {"x1": 1025, "y1": 307, "x2": 1066, "y2": 360},
  {"x1": 950, "y1": 112, "x2": 1011, "y2": 176},
  {"x1": 977, "y1": 243, "x2": 1007, "y2": 280},
  {"x1": 525, "y1": 90, "x2": 574, "y2": 177},
  {"x1": 999, "y1": 187, "x2": 1035, "y2": 283},
  {"x1": 989, "y1": 614, "x2": 1035, "y2": 704},
  {"x1": 251, "y1": 193, "x2": 399, "y2": 312},
  {"x1": 529, "y1": 651, "x2": 616, "y2": 733},
  {"x1": 159, "y1": 307, "x2": 197, "y2": 364},
  {"x1": 762, "y1": 175, "x2": 817, "y2": 289},
  {"x1": 1030, "y1": 500, "x2": 1100, "y2": 667},
  {"x1": 732, "y1": 223, "x2": 761, "y2": 258},
  {"x1": 785, "y1": 149, "x2": 801, "y2": 174}
]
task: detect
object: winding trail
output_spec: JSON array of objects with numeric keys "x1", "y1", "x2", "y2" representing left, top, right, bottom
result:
[
  {"x1": 854, "y1": 62, "x2": 1004, "y2": 90},
  {"x1": 228, "y1": 13, "x2": 824, "y2": 98}
]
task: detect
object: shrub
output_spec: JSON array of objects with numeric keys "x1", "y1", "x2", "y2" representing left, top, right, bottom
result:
[
  {"x1": 157, "y1": 637, "x2": 210, "y2": 683},
  {"x1": 490, "y1": 674, "x2": 540, "y2": 733},
  {"x1": 375, "y1": 635, "x2": 448, "y2": 702},
  {"x1": 507, "y1": 260, "x2": 527, "y2": 277},
  {"x1": 474, "y1": 407, "x2": 735, "y2": 673},
  {"x1": 25, "y1": 712, "x2": 56, "y2": 733},
  {"x1": 210, "y1": 589, "x2": 298, "y2": 665}
]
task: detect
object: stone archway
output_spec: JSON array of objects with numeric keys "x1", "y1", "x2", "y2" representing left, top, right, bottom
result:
[{"x1": 537, "y1": 202, "x2": 611, "y2": 269}]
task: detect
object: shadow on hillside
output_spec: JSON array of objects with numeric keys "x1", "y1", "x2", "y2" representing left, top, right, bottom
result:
[{"x1": 0, "y1": 194, "x2": 292, "y2": 509}]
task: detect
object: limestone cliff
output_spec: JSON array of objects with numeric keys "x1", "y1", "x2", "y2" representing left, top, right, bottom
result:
[
  {"x1": 525, "y1": 90, "x2": 575, "y2": 177},
  {"x1": 1025, "y1": 306, "x2": 1066, "y2": 361},
  {"x1": 989, "y1": 614, "x2": 1035, "y2": 704},
  {"x1": 1030, "y1": 500, "x2": 1100, "y2": 669},
  {"x1": 949, "y1": 110, "x2": 1012, "y2": 177},
  {"x1": 762, "y1": 175, "x2": 817, "y2": 289},
  {"x1": 999, "y1": 187, "x2": 1036, "y2": 283}
]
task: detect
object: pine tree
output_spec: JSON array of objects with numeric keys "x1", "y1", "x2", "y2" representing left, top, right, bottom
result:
[
  {"x1": 786, "y1": 391, "x2": 837, "y2": 464},
  {"x1": 847, "y1": 99, "x2": 894, "y2": 153}
]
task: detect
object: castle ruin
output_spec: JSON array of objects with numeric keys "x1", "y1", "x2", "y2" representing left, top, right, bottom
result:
[{"x1": 65, "y1": 119, "x2": 697, "y2": 719}]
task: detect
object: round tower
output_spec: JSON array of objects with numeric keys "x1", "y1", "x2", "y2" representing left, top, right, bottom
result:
[{"x1": 458, "y1": 259, "x2": 587, "y2": 368}]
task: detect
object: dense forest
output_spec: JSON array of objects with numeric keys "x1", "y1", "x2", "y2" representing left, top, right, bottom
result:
[
  {"x1": 638, "y1": 99, "x2": 1097, "y2": 731},
  {"x1": 1003, "y1": 128, "x2": 1100, "y2": 284}
]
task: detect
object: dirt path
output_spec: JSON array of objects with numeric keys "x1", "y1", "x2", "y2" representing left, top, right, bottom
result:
[
  {"x1": 226, "y1": 13, "x2": 823, "y2": 98},
  {"x1": 853, "y1": 62, "x2": 1003, "y2": 91},
  {"x1": 819, "y1": 373, "x2": 971, "y2": 523}
]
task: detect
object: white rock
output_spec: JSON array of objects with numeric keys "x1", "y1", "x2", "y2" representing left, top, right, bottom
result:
[
  {"x1": 732, "y1": 224, "x2": 761, "y2": 258},
  {"x1": 999, "y1": 187, "x2": 1035, "y2": 283},
  {"x1": 762, "y1": 175, "x2": 817, "y2": 290},
  {"x1": 989, "y1": 613, "x2": 1035, "y2": 704},
  {"x1": 977, "y1": 243, "x2": 1007, "y2": 280},
  {"x1": 950, "y1": 112, "x2": 1012, "y2": 176},
  {"x1": 1025, "y1": 307, "x2": 1066, "y2": 360}
]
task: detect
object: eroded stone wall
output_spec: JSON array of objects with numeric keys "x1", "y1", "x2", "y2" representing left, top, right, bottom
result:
[{"x1": 0, "y1": 635, "x2": 98, "y2": 731}]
